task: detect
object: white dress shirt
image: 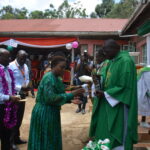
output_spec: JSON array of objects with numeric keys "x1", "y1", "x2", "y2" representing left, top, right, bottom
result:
[
  {"x1": 9, "y1": 60, "x2": 29, "y2": 93},
  {"x1": 138, "y1": 71, "x2": 150, "y2": 116},
  {"x1": 0, "y1": 64, "x2": 12, "y2": 104}
]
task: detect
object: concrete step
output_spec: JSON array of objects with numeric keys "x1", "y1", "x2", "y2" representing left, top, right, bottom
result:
[
  {"x1": 138, "y1": 133, "x2": 150, "y2": 142},
  {"x1": 133, "y1": 126, "x2": 150, "y2": 150}
]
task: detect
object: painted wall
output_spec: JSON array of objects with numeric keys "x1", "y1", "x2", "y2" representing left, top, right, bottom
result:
[{"x1": 79, "y1": 39, "x2": 128, "y2": 55}]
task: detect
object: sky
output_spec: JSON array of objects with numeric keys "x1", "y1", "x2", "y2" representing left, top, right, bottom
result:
[{"x1": 0, "y1": 0, "x2": 120, "y2": 15}]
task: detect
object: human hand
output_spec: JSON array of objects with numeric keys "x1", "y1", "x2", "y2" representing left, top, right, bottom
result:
[
  {"x1": 9, "y1": 96, "x2": 21, "y2": 103},
  {"x1": 65, "y1": 85, "x2": 81, "y2": 91},
  {"x1": 21, "y1": 85, "x2": 30, "y2": 91},
  {"x1": 71, "y1": 99, "x2": 82, "y2": 105},
  {"x1": 95, "y1": 90, "x2": 104, "y2": 98},
  {"x1": 71, "y1": 88, "x2": 85, "y2": 96}
]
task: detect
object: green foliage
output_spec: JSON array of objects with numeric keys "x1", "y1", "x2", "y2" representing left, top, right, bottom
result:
[
  {"x1": 106, "y1": 0, "x2": 138, "y2": 18},
  {"x1": 90, "y1": 12, "x2": 98, "y2": 18},
  {"x1": 29, "y1": 10, "x2": 45, "y2": 19},
  {"x1": 0, "y1": 0, "x2": 139, "y2": 19},
  {"x1": 0, "y1": 0, "x2": 87, "y2": 19},
  {"x1": 43, "y1": 4, "x2": 59, "y2": 18},
  {"x1": 90, "y1": 0, "x2": 138, "y2": 18},
  {"x1": 90, "y1": 0, "x2": 114, "y2": 18},
  {"x1": 0, "y1": 5, "x2": 28, "y2": 19},
  {"x1": 57, "y1": 0, "x2": 87, "y2": 18},
  {"x1": 95, "y1": 0, "x2": 114, "y2": 18}
]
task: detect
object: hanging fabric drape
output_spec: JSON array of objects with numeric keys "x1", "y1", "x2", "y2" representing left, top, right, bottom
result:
[{"x1": 0, "y1": 37, "x2": 77, "y2": 48}]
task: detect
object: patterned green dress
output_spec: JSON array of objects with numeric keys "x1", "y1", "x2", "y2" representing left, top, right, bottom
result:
[{"x1": 28, "y1": 72, "x2": 74, "y2": 150}]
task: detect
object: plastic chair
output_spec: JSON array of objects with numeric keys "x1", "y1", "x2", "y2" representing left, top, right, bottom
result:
[
  {"x1": 63, "y1": 70, "x2": 71, "y2": 83},
  {"x1": 31, "y1": 68, "x2": 38, "y2": 84},
  {"x1": 37, "y1": 70, "x2": 45, "y2": 84}
]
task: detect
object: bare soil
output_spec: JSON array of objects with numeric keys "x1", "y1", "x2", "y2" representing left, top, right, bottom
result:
[{"x1": 18, "y1": 93, "x2": 92, "y2": 150}]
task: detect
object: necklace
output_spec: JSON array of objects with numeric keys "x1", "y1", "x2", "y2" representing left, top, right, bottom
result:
[{"x1": 0, "y1": 66, "x2": 18, "y2": 128}]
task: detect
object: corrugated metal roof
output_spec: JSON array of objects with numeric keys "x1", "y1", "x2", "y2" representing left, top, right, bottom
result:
[{"x1": 0, "y1": 18, "x2": 128, "y2": 32}]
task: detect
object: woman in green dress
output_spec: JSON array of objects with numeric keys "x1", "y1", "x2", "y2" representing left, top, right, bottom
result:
[{"x1": 28, "y1": 56, "x2": 84, "y2": 150}]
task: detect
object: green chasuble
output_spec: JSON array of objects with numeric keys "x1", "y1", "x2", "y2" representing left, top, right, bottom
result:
[
  {"x1": 89, "y1": 51, "x2": 138, "y2": 150},
  {"x1": 28, "y1": 72, "x2": 74, "y2": 150}
]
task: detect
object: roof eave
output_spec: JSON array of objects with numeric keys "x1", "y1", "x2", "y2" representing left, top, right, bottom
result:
[
  {"x1": 0, "y1": 31, "x2": 119, "y2": 37},
  {"x1": 121, "y1": 2, "x2": 149, "y2": 35}
]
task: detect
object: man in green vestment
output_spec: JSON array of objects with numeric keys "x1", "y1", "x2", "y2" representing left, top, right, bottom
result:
[{"x1": 89, "y1": 39, "x2": 138, "y2": 150}]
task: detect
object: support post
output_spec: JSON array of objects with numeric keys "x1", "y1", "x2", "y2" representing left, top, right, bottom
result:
[
  {"x1": 71, "y1": 48, "x2": 74, "y2": 85},
  {"x1": 147, "y1": 35, "x2": 150, "y2": 65}
]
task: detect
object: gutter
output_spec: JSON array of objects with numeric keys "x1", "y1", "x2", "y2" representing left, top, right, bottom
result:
[
  {"x1": 119, "y1": 34, "x2": 138, "y2": 37},
  {"x1": 0, "y1": 31, "x2": 119, "y2": 37}
]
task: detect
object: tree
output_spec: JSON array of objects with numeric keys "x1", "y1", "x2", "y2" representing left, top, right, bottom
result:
[
  {"x1": 44, "y1": 4, "x2": 59, "y2": 18},
  {"x1": 0, "y1": 5, "x2": 15, "y2": 19},
  {"x1": 94, "y1": 0, "x2": 115, "y2": 18},
  {"x1": 107, "y1": 0, "x2": 138, "y2": 18},
  {"x1": 90, "y1": 12, "x2": 98, "y2": 18},
  {"x1": 29, "y1": 10, "x2": 45, "y2": 19},
  {"x1": 0, "y1": 5, "x2": 28, "y2": 19},
  {"x1": 14, "y1": 7, "x2": 28, "y2": 19},
  {"x1": 0, "y1": 0, "x2": 88, "y2": 19},
  {"x1": 57, "y1": 0, "x2": 87, "y2": 18}
]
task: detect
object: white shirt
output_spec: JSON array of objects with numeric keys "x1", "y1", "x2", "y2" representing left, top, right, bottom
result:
[
  {"x1": 0, "y1": 64, "x2": 12, "y2": 104},
  {"x1": 138, "y1": 71, "x2": 150, "y2": 116},
  {"x1": 104, "y1": 92, "x2": 119, "y2": 107},
  {"x1": 9, "y1": 60, "x2": 29, "y2": 93}
]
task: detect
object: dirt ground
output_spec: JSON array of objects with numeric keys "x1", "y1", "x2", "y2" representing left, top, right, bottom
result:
[
  {"x1": 3, "y1": 92, "x2": 150, "y2": 150},
  {"x1": 18, "y1": 92, "x2": 92, "y2": 150}
]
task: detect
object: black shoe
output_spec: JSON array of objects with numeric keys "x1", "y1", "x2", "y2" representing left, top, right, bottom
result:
[
  {"x1": 76, "y1": 108, "x2": 81, "y2": 113},
  {"x1": 11, "y1": 144, "x2": 20, "y2": 150},
  {"x1": 82, "y1": 109, "x2": 86, "y2": 114},
  {"x1": 14, "y1": 138, "x2": 27, "y2": 145}
]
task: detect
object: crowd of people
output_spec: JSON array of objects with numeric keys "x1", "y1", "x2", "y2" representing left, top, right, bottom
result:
[{"x1": 0, "y1": 38, "x2": 150, "y2": 150}]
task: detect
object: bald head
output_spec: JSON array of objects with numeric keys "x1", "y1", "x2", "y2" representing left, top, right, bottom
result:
[
  {"x1": 103, "y1": 39, "x2": 120, "y2": 60},
  {"x1": 0, "y1": 48, "x2": 11, "y2": 66},
  {"x1": 17, "y1": 50, "x2": 28, "y2": 66},
  {"x1": 0, "y1": 48, "x2": 9, "y2": 55},
  {"x1": 17, "y1": 50, "x2": 27, "y2": 57},
  {"x1": 104, "y1": 39, "x2": 120, "y2": 50}
]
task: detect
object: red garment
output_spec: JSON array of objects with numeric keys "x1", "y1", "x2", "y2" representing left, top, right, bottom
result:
[{"x1": 31, "y1": 60, "x2": 40, "y2": 68}]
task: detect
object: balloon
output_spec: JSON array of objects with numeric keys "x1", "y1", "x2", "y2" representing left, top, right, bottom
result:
[
  {"x1": 7, "y1": 46, "x2": 13, "y2": 51},
  {"x1": 72, "y1": 41, "x2": 78, "y2": 48},
  {"x1": 66, "y1": 43, "x2": 72, "y2": 50}
]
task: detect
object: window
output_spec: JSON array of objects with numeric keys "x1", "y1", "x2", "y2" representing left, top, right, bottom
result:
[
  {"x1": 80, "y1": 44, "x2": 88, "y2": 55},
  {"x1": 93, "y1": 44, "x2": 102, "y2": 64},
  {"x1": 122, "y1": 45, "x2": 129, "y2": 51},
  {"x1": 129, "y1": 52, "x2": 140, "y2": 64},
  {"x1": 93, "y1": 45, "x2": 102, "y2": 55},
  {"x1": 122, "y1": 42, "x2": 136, "y2": 52}
]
